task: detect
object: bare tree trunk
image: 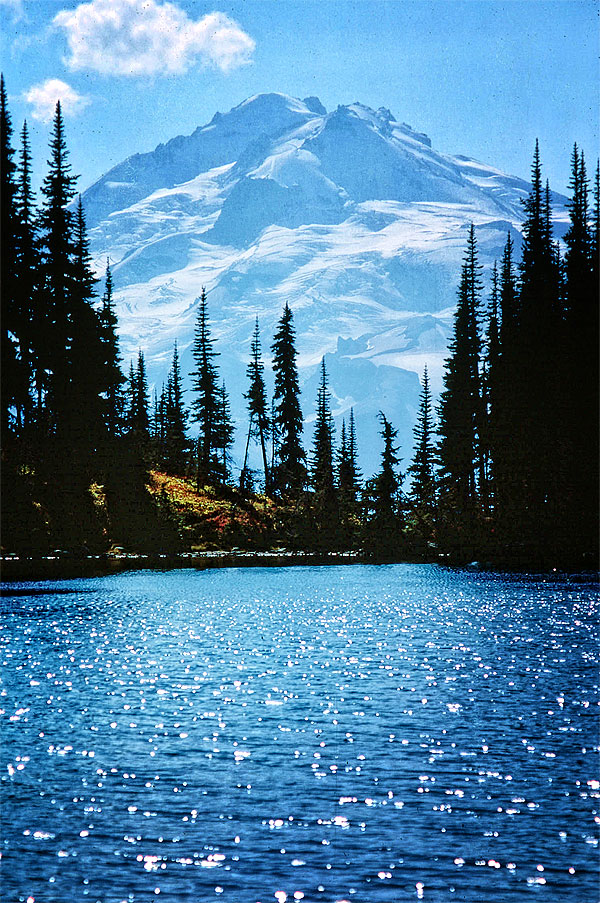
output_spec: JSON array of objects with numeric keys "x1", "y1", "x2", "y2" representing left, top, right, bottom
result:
[
  {"x1": 258, "y1": 415, "x2": 270, "y2": 494},
  {"x1": 240, "y1": 415, "x2": 253, "y2": 491}
]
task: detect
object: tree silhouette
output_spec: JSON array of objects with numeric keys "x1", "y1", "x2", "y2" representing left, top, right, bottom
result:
[
  {"x1": 190, "y1": 288, "x2": 220, "y2": 487},
  {"x1": 365, "y1": 413, "x2": 403, "y2": 558},
  {"x1": 99, "y1": 261, "x2": 125, "y2": 439},
  {"x1": 407, "y1": 365, "x2": 436, "y2": 545},
  {"x1": 437, "y1": 224, "x2": 483, "y2": 518},
  {"x1": 242, "y1": 318, "x2": 271, "y2": 492},
  {"x1": 164, "y1": 342, "x2": 189, "y2": 474},
  {"x1": 271, "y1": 303, "x2": 306, "y2": 493},
  {"x1": 1, "y1": 75, "x2": 20, "y2": 435}
]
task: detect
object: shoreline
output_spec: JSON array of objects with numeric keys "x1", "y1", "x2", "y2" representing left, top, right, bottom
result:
[
  {"x1": 0, "y1": 549, "x2": 367, "y2": 583},
  {"x1": 1, "y1": 548, "x2": 598, "y2": 584}
]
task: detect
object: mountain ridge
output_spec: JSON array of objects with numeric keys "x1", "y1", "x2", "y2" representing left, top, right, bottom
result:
[{"x1": 82, "y1": 92, "x2": 568, "y2": 475}]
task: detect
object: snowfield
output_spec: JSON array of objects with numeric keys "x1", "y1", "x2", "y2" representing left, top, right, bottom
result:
[{"x1": 83, "y1": 93, "x2": 567, "y2": 475}]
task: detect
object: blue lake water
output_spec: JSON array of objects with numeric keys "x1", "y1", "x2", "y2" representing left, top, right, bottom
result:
[{"x1": 1, "y1": 564, "x2": 598, "y2": 903}]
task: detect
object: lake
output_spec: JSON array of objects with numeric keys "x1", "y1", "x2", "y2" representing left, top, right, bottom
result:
[{"x1": 1, "y1": 564, "x2": 598, "y2": 902}]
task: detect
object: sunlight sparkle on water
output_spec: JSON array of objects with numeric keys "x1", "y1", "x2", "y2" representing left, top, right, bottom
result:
[{"x1": 1, "y1": 564, "x2": 598, "y2": 901}]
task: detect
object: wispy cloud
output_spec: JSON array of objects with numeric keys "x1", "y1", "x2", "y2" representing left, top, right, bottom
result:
[
  {"x1": 0, "y1": 0, "x2": 25, "y2": 23},
  {"x1": 25, "y1": 78, "x2": 91, "y2": 122},
  {"x1": 53, "y1": 0, "x2": 256, "y2": 77}
]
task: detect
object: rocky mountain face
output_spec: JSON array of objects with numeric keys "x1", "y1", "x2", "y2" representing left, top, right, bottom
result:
[{"x1": 83, "y1": 92, "x2": 567, "y2": 476}]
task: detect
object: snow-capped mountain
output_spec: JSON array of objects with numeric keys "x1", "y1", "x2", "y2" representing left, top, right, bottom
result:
[{"x1": 83, "y1": 92, "x2": 568, "y2": 477}]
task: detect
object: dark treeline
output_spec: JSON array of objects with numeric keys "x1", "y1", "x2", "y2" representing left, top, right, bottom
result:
[
  {"x1": 1, "y1": 77, "x2": 597, "y2": 565},
  {"x1": 435, "y1": 143, "x2": 599, "y2": 565},
  {"x1": 1, "y1": 83, "x2": 180, "y2": 553}
]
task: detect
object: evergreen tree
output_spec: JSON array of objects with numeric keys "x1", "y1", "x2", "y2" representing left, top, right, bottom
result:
[
  {"x1": 481, "y1": 262, "x2": 500, "y2": 506},
  {"x1": 336, "y1": 419, "x2": 352, "y2": 498},
  {"x1": 1, "y1": 74, "x2": 19, "y2": 435},
  {"x1": 310, "y1": 358, "x2": 335, "y2": 497},
  {"x1": 271, "y1": 303, "x2": 306, "y2": 493},
  {"x1": 365, "y1": 413, "x2": 403, "y2": 558},
  {"x1": 26, "y1": 107, "x2": 112, "y2": 549},
  {"x1": 135, "y1": 350, "x2": 150, "y2": 437},
  {"x1": 336, "y1": 409, "x2": 361, "y2": 547},
  {"x1": 492, "y1": 231, "x2": 523, "y2": 528},
  {"x1": 43, "y1": 195, "x2": 106, "y2": 549},
  {"x1": 270, "y1": 396, "x2": 278, "y2": 479},
  {"x1": 37, "y1": 101, "x2": 79, "y2": 430},
  {"x1": 498, "y1": 233, "x2": 518, "y2": 350},
  {"x1": 242, "y1": 318, "x2": 271, "y2": 492},
  {"x1": 99, "y1": 261, "x2": 125, "y2": 439},
  {"x1": 345, "y1": 409, "x2": 361, "y2": 496},
  {"x1": 126, "y1": 351, "x2": 150, "y2": 439},
  {"x1": 125, "y1": 361, "x2": 136, "y2": 433},
  {"x1": 564, "y1": 145, "x2": 590, "y2": 302},
  {"x1": 336, "y1": 418, "x2": 351, "y2": 533},
  {"x1": 14, "y1": 120, "x2": 39, "y2": 430},
  {"x1": 190, "y1": 288, "x2": 219, "y2": 487},
  {"x1": 562, "y1": 145, "x2": 598, "y2": 544},
  {"x1": 66, "y1": 196, "x2": 106, "y2": 469},
  {"x1": 407, "y1": 365, "x2": 436, "y2": 544},
  {"x1": 437, "y1": 225, "x2": 483, "y2": 519},
  {"x1": 592, "y1": 161, "x2": 599, "y2": 292},
  {"x1": 150, "y1": 386, "x2": 164, "y2": 464},
  {"x1": 309, "y1": 358, "x2": 337, "y2": 546},
  {"x1": 517, "y1": 143, "x2": 563, "y2": 530},
  {"x1": 213, "y1": 381, "x2": 234, "y2": 484},
  {"x1": 164, "y1": 341, "x2": 189, "y2": 474}
]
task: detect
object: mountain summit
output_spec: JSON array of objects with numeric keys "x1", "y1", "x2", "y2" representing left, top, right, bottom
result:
[{"x1": 83, "y1": 93, "x2": 565, "y2": 473}]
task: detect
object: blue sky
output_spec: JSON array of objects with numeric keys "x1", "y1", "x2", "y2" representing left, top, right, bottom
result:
[{"x1": 1, "y1": 0, "x2": 598, "y2": 195}]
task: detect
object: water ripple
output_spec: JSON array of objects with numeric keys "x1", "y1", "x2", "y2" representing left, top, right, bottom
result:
[{"x1": 1, "y1": 565, "x2": 598, "y2": 901}]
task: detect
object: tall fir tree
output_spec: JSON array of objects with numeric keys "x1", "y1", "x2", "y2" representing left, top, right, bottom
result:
[
  {"x1": 150, "y1": 386, "x2": 165, "y2": 464},
  {"x1": 242, "y1": 318, "x2": 271, "y2": 492},
  {"x1": 126, "y1": 351, "x2": 150, "y2": 439},
  {"x1": 335, "y1": 410, "x2": 361, "y2": 547},
  {"x1": 135, "y1": 350, "x2": 150, "y2": 437},
  {"x1": 31, "y1": 105, "x2": 114, "y2": 549},
  {"x1": 366, "y1": 413, "x2": 403, "y2": 558},
  {"x1": 99, "y1": 261, "x2": 125, "y2": 439},
  {"x1": 592, "y1": 161, "x2": 599, "y2": 292},
  {"x1": 37, "y1": 101, "x2": 79, "y2": 432},
  {"x1": 190, "y1": 288, "x2": 220, "y2": 487},
  {"x1": 564, "y1": 145, "x2": 590, "y2": 304},
  {"x1": 66, "y1": 196, "x2": 106, "y2": 472},
  {"x1": 213, "y1": 381, "x2": 234, "y2": 484},
  {"x1": 310, "y1": 358, "x2": 335, "y2": 495},
  {"x1": 498, "y1": 233, "x2": 518, "y2": 350},
  {"x1": 437, "y1": 224, "x2": 483, "y2": 520},
  {"x1": 481, "y1": 262, "x2": 500, "y2": 506},
  {"x1": 517, "y1": 143, "x2": 563, "y2": 531},
  {"x1": 164, "y1": 341, "x2": 189, "y2": 474},
  {"x1": 125, "y1": 361, "x2": 136, "y2": 433},
  {"x1": 310, "y1": 358, "x2": 337, "y2": 546},
  {"x1": 1, "y1": 74, "x2": 19, "y2": 436},
  {"x1": 562, "y1": 145, "x2": 598, "y2": 544},
  {"x1": 492, "y1": 231, "x2": 523, "y2": 530},
  {"x1": 407, "y1": 365, "x2": 436, "y2": 544},
  {"x1": 14, "y1": 119, "x2": 39, "y2": 430},
  {"x1": 348, "y1": 409, "x2": 362, "y2": 496},
  {"x1": 336, "y1": 419, "x2": 351, "y2": 497},
  {"x1": 271, "y1": 303, "x2": 306, "y2": 493}
]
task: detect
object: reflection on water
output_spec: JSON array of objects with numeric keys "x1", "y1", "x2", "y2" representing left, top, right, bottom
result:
[{"x1": 1, "y1": 564, "x2": 598, "y2": 902}]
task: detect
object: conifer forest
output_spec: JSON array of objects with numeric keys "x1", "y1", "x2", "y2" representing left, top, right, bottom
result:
[{"x1": 1, "y1": 76, "x2": 598, "y2": 568}]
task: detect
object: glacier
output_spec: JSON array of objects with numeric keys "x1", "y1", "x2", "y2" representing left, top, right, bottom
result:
[{"x1": 83, "y1": 92, "x2": 569, "y2": 478}]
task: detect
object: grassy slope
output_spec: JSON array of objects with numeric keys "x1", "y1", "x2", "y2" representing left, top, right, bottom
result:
[{"x1": 147, "y1": 472, "x2": 277, "y2": 551}]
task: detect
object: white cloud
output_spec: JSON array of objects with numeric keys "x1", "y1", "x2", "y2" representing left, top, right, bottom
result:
[
  {"x1": 25, "y1": 78, "x2": 91, "y2": 123},
  {"x1": 53, "y1": 0, "x2": 256, "y2": 77}
]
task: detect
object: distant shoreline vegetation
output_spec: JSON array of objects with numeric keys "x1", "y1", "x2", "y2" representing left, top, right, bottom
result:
[{"x1": 1, "y1": 77, "x2": 598, "y2": 570}]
